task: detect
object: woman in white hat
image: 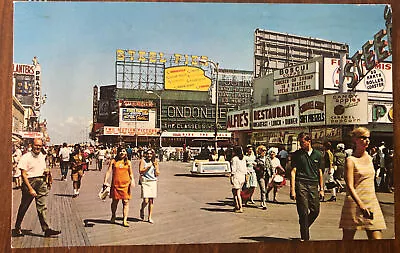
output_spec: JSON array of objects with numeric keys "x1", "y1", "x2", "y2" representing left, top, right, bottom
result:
[{"x1": 266, "y1": 147, "x2": 285, "y2": 202}]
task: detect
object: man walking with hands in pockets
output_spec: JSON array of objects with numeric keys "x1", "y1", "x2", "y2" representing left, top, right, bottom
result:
[{"x1": 290, "y1": 132, "x2": 324, "y2": 241}]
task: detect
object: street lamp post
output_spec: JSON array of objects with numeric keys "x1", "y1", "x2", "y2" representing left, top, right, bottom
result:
[
  {"x1": 146, "y1": 91, "x2": 162, "y2": 149},
  {"x1": 199, "y1": 59, "x2": 219, "y2": 152}
]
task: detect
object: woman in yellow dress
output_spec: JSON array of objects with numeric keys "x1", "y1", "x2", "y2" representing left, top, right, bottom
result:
[
  {"x1": 339, "y1": 127, "x2": 386, "y2": 239},
  {"x1": 103, "y1": 147, "x2": 134, "y2": 227}
]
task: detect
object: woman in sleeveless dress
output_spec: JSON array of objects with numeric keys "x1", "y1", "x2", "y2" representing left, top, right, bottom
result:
[
  {"x1": 103, "y1": 147, "x2": 134, "y2": 227},
  {"x1": 339, "y1": 127, "x2": 386, "y2": 240},
  {"x1": 139, "y1": 149, "x2": 160, "y2": 224}
]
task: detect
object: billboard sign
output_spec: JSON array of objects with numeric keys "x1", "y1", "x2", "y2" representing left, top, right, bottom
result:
[
  {"x1": 324, "y1": 58, "x2": 392, "y2": 93},
  {"x1": 165, "y1": 66, "x2": 211, "y2": 91},
  {"x1": 121, "y1": 108, "x2": 149, "y2": 122},
  {"x1": 325, "y1": 92, "x2": 368, "y2": 125},
  {"x1": 273, "y1": 61, "x2": 319, "y2": 95}
]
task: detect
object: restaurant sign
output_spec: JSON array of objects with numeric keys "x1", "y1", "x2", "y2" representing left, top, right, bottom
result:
[
  {"x1": 253, "y1": 101, "x2": 299, "y2": 129},
  {"x1": 227, "y1": 109, "x2": 251, "y2": 131}
]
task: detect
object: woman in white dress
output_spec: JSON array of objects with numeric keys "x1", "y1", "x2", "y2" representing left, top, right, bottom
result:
[
  {"x1": 139, "y1": 149, "x2": 160, "y2": 224},
  {"x1": 230, "y1": 146, "x2": 247, "y2": 213}
]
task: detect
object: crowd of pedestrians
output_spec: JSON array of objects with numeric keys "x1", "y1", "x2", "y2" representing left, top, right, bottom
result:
[
  {"x1": 12, "y1": 140, "x2": 161, "y2": 237},
  {"x1": 224, "y1": 127, "x2": 391, "y2": 241},
  {"x1": 11, "y1": 127, "x2": 393, "y2": 240}
]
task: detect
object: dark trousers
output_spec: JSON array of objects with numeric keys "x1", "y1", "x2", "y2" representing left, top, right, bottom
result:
[
  {"x1": 98, "y1": 159, "x2": 104, "y2": 171},
  {"x1": 295, "y1": 180, "x2": 320, "y2": 240},
  {"x1": 256, "y1": 175, "x2": 270, "y2": 203},
  {"x1": 60, "y1": 161, "x2": 69, "y2": 177},
  {"x1": 15, "y1": 177, "x2": 49, "y2": 231}
]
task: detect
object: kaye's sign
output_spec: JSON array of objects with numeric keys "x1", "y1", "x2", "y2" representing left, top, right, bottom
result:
[
  {"x1": 226, "y1": 109, "x2": 250, "y2": 131},
  {"x1": 273, "y1": 61, "x2": 319, "y2": 95},
  {"x1": 299, "y1": 95, "x2": 325, "y2": 126},
  {"x1": 253, "y1": 101, "x2": 299, "y2": 129},
  {"x1": 325, "y1": 92, "x2": 368, "y2": 125},
  {"x1": 368, "y1": 102, "x2": 393, "y2": 123}
]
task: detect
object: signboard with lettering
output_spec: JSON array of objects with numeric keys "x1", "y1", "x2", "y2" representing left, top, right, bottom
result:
[
  {"x1": 33, "y1": 64, "x2": 41, "y2": 112},
  {"x1": 299, "y1": 95, "x2": 325, "y2": 127},
  {"x1": 325, "y1": 92, "x2": 368, "y2": 125},
  {"x1": 103, "y1": 126, "x2": 159, "y2": 136},
  {"x1": 311, "y1": 127, "x2": 342, "y2": 142},
  {"x1": 13, "y1": 64, "x2": 35, "y2": 75},
  {"x1": 324, "y1": 58, "x2": 392, "y2": 93},
  {"x1": 273, "y1": 62, "x2": 319, "y2": 95},
  {"x1": 116, "y1": 49, "x2": 209, "y2": 67},
  {"x1": 226, "y1": 109, "x2": 251, "y2": 131},
  {"x1": 93, "y1": 86, "x2": 98, "y2": 123},
  {"x1": 253, "y1": 101, "x2": 299, "y2": 129},
  {"x1": 165, "y1": 66, "x2": 211, "y2": 91},
  {"x1": 368, "y1": 102, "x2": 393, "y2": 123},
  {"x1": 164, "y1": 104, "x2": 233, "y2": 131},
  {"x1": 162, "y1": 132, "x2": 231, "y2": 138},
  {"x1": 19, "y1": 131, "x2": 43, "y2": 139},
  {"x1": 344, "y1": 5, "x2": 392, "y2": 90},
  {"x1": 118, "y1": 100, "x2": 154, "y2": 108},
  {"x1": 121, "y1": 108, "x2": 149, "y2": 122}
]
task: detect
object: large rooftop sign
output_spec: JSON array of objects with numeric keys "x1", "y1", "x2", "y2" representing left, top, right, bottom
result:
[
  {"x1": 115, "y1": 49, "x2": 211, "y2": 91},
  {"x1": 164, "y1": 66, "x2": 211, "y2": 91},
  {"x1": 344, "y1": 5, "x2": 392, "y2": 90}
]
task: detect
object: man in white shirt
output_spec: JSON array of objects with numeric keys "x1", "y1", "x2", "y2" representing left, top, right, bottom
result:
[
  {"x1": 13, "y1": 138, "x2": 61, "y2": 237},
  {"x1": 59, "y1": 142, "x2": 71, "y2": 181}
]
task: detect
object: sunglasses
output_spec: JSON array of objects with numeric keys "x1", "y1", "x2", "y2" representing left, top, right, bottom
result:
[{"x1": 358, "y1": 136, "x2": 370, "y2": 140}]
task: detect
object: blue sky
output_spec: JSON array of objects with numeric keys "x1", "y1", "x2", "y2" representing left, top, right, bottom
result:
[{"x1": 13, "y1": 2, "x2": 389, "y2": 145}]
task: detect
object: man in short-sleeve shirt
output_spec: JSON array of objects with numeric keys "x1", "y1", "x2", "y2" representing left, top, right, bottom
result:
[
  {"x1": 290, "y1": 132, "x2": 324, "y2": 241},
  {"x1": 13, "y1": 138, "x2": 61, "y2": 237}
]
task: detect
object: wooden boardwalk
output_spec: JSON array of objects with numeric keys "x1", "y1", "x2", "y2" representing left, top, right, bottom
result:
[{"x1": 11, "y1": 160, "x2": 395, "y2": 248}]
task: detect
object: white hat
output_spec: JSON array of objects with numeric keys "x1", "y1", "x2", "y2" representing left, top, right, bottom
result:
[
  {"x1": 337, "y1": 143, "x2": 345, "y2": 150},
  {"x1": 268, "y1": 147, "x2": 279, "y2": 154}
]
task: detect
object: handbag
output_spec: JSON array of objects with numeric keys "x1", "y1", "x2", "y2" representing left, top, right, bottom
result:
[
  {"x1": 98, "y1": 184, "x2": 110, "y2": 200},
  {"x1": 273, "y1": 174, "x2": 284, "y2": 183}
]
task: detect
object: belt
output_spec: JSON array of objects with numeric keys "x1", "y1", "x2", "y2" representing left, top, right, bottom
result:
[{"x1": 28, "y1": 176, "x2": 45, "y2": 180}]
